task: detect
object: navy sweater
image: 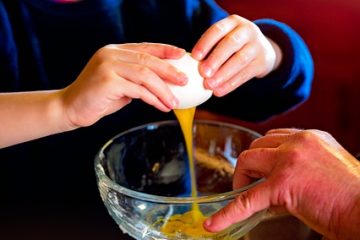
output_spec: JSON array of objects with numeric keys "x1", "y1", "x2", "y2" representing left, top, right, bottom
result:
[{"x1": 0, "y1": 0, "x2": 313, "y2": 233}]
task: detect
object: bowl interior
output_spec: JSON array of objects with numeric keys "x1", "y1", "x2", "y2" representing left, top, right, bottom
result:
[{"x1": 100, "y1": 120, "x2": 260, "y2": 198}]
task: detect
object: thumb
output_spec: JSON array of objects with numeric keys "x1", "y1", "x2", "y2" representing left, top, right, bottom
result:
[{"x1": 203, "y1": 182, "x2": 270, "y2": 232}]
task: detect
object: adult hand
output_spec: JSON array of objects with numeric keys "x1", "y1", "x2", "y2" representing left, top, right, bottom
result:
[
  {"x1": 192, "y1": 15, "x2": 282, "y2": 97},
  {"x1": 204, "y1": 128, "x2": 360, "y2": 239},
  {"x1": 61, "y1": 43, "x2": 187, "y2": 129}
]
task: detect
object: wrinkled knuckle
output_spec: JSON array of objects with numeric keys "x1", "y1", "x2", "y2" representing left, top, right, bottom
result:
[
  {"x1": 135, "y1": 52, "x2": 151, "y2": 66},
  {"x1": 235, "y1": 51, "x2": 250, "y2": 66},
  {"x1": 297, "y1": 130, "x2": 317, "y2": 144},
  {"x1": 214, "y1": 21, "x2": 228, "y2": 33},
  {"x1": 229, "y1": 31, "x2": 245, "y2": 44},
  {"x1": 236, "y1": 69, "x2": 249, "y2": 82},
  {"x1": 239, "y1": 150, "x2": 249, "y2": 161},
  {"x1": 218, "y1": 208, "x2": 234, "y2": 224},
  {"x1": 163, "y1": 64, "x2": 175, "y2": 75},
  {"x1": 285, "y1": 148, "x2": 303, "y2": 165},
  {"x1": 235, "y1": 192, "x2": 251, "y2": 212},
  {"x1": 136, "y1": 42, "x2": 149, "y2": 50},
  {"x1": 136, "y1": 65, "x2": 151, "y2": 79}
]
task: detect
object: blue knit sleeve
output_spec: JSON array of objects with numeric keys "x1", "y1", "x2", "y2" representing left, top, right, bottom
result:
[
  {"x1": 201, "y1": 18, "x2": 314, "y2": 122},
  {"x1": 254, "y1": 18, "x2": 314, "y2": 107}
]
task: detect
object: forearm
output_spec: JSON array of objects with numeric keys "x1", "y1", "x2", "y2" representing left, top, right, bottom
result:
[
  {"x1": 345, "y1": 195, "x2": 360, "y2": 239},
  {"x1": 0, "y1": 90, "x2": 73, "y2": 148},
  {"x1": 334, "y1": 180, "x2": 360, "y2": 239},
  {"x1": 299, "y1": 169, "x2": 360, "y2": 240},
  {"x1": 267, "y1": 37, "x2": 282, "y2": 72}
]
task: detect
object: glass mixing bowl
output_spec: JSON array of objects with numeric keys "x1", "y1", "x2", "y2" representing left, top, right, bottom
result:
[{"x1": 95, "y1": 120, "x2": 266, "y2": 240}]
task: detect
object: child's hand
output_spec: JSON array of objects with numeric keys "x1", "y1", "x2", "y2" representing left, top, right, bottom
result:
[
  {"x1": 192, "y1": 15, "x2": 282, "y2": 97},
  {"x1": 60, "y1": 43, "x2": 187, "y2": 128}
]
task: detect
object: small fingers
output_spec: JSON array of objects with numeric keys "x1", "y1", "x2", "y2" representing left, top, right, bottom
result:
[
  {"x1": 116, "y1": 42, "x2": 186, "y2": 60},
  {"x1": 102, "y1": 44, "x2": 188, "y2": 86},
  {"x1": 114, "y1": 62, "x2": 178, "y2": 109},
  {"x1": 134, "y1": 52, "x2": 188, "y2": 85},
  {"x1": 199, "y1": 25, "x2": 250, "y2": 79},
  {"x1": 204, "y1": 44, "x2": 256, "y2": 91},
  {"x1": 192, "y1": 15, "x2": 242, "y2": 61},
  {"x1": 116, "y1": 77, "x2": 171, "y2": 112},
  {"x1": 211, "y1": 59, "x2": 261, "y2": 96}
]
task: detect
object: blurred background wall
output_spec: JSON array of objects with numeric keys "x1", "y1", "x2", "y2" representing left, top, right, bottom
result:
[{"x1": 199, "y1": 0, "x2": 360, "y2": 155}]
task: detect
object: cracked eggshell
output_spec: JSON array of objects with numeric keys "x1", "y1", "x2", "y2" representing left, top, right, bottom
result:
[{"x1": 165, "y1": 54, "x2": 213, "y2": 109}]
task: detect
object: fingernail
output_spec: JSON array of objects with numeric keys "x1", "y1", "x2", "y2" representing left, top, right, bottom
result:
[
  {"x1": 192, "y1": 50, "x2": 204, "y2": 60},
  {"x1": 204, "y1": 218, "x2": 212, "y2": 227},
  {"x1": 178, "y1": 73, "x2": 188, "y2": 85},
  {"x1": 202, "y1": 65, "x2": 213, "y2": 78},
  {"x1": 171, "y1": 98, "x2": 178, "y2": 108},
  {"x1": 214, "y1": 87, "x2": 226, "y2": 97},
  {"x1": 206, "y1": 78, "x2": 218, "y2": 89}
]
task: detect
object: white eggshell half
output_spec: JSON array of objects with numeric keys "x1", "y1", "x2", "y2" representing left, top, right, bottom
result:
[{"x1": 165, "y1": 54, "x2": 213, "y2": 109}]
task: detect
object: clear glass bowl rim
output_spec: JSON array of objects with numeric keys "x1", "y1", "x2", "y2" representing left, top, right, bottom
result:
[{"x1": 94, "y1": 119, "x2": 263, "y2": 204}]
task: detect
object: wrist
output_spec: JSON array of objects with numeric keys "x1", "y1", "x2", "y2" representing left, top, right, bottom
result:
[
  {"x1": 267, "y1": 37, "x2": 283, "y2": 71},
  {"x1": 330, "y1": 180, "x2": 360, "y2": 239},
  {"x1": 342, "y1": 186, "x2": 360, "y2": 238},
  {"x1": 47, "y1": 89, "x2": 78, "y2": 133}
]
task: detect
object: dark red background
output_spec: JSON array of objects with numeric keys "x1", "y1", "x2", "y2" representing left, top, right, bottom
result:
[{"x1": 199, "y1": 0, "x2": 360, "y2": 155}]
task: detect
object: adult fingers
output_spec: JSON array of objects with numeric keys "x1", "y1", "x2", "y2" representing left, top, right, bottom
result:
[
  {"x1": 233, "y1": 148, "x2": 277, "y2": 189},
  {"x1": 204, "y1": 182, "x2": 271, "y2": 232},
  {"x1": 266, "y1": 128, "x2": 302, "y2": 135},
  {"x1": 250, "y1": 133, "x2": 291, "y2": 149},
  {"x1": 231, "y1": 169, "x2": 264, "y2": 190}
]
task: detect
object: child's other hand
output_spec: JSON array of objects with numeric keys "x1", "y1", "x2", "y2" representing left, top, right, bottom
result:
[{"x1": 192, "y1": 15, "x2": 282, "y2": 97}]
